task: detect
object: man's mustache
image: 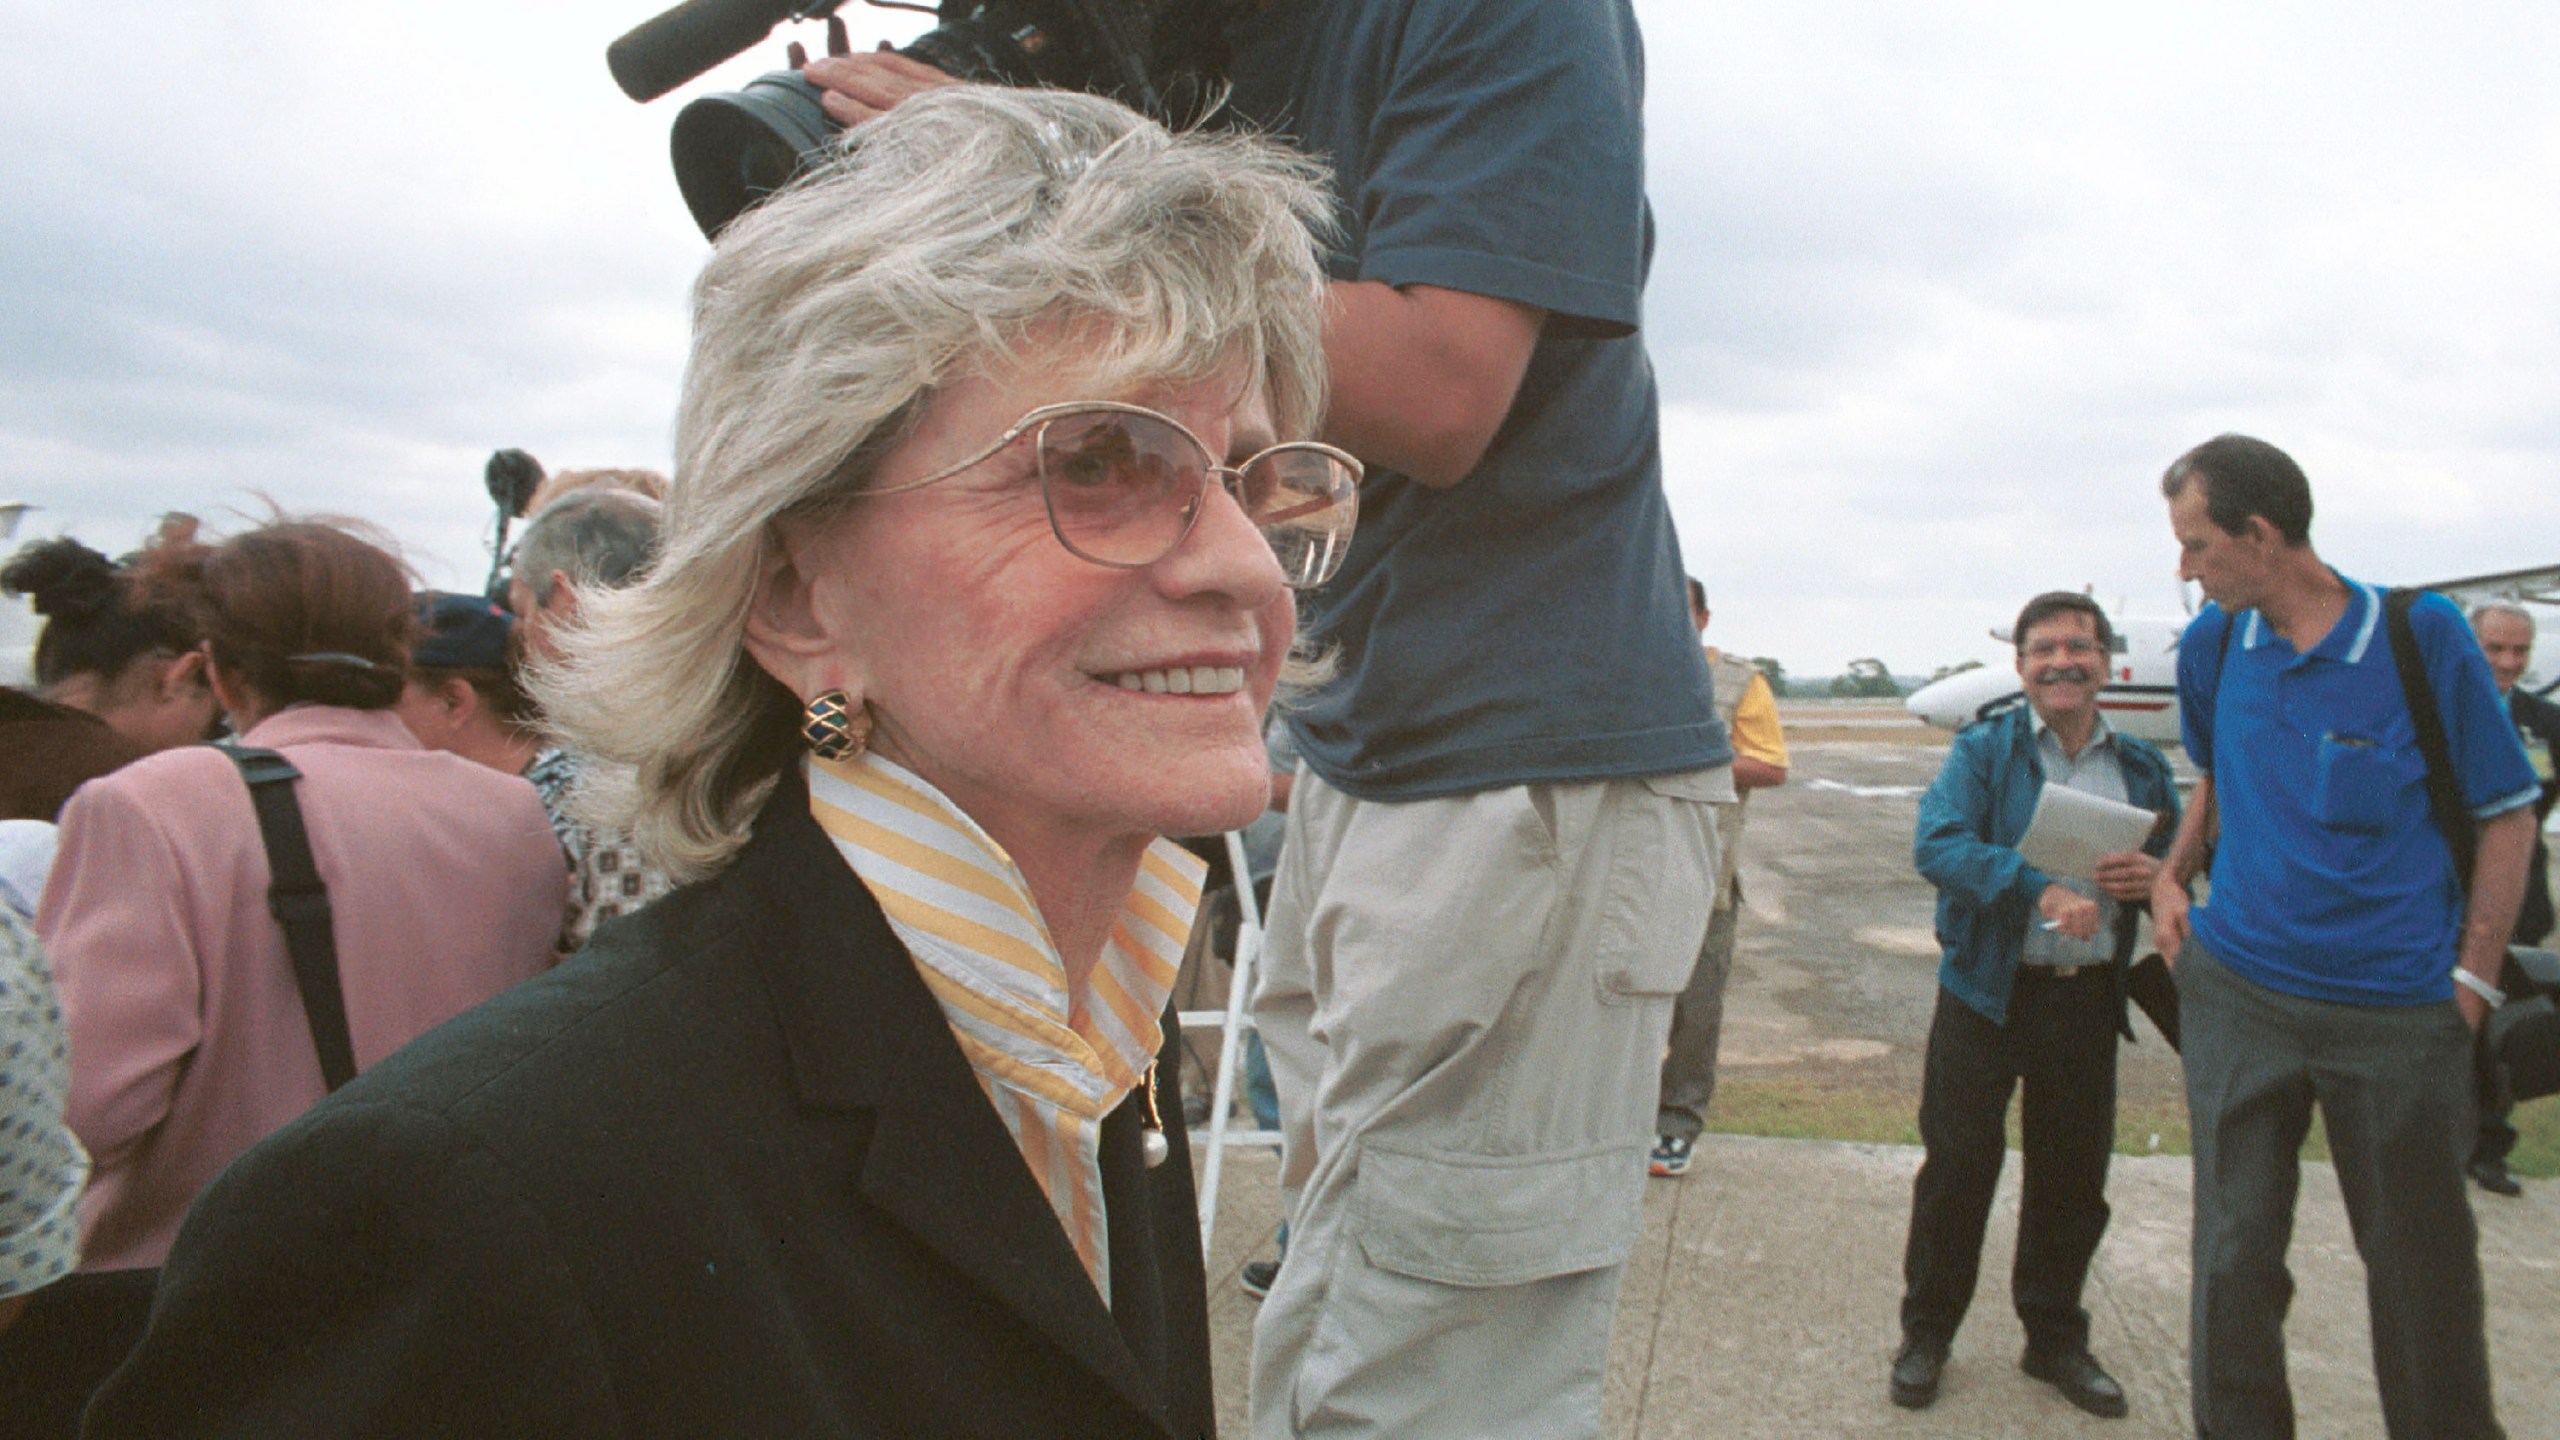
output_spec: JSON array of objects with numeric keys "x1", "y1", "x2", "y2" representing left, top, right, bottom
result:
[{"x1": 2032, "y1": 666, "x2": 2096, "y2": 685}]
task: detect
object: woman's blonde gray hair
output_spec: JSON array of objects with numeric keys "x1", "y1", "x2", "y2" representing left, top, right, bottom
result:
[{"x1": 538, "y1": 86, "x2": 1336, "y2": 880}]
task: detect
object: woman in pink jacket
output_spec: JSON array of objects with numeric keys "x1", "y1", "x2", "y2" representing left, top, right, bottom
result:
[{"x1": 36, "y1": 520, "x2": 569, "y2": 1273}]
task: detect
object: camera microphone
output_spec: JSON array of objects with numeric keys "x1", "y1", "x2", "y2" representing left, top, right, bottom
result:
[{"x1": 608, "y1": 0, "x2": 830, "y2": 103}]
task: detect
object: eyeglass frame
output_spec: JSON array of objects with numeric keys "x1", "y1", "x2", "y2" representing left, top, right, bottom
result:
[
  {"x1": 852, "y1": 400, "x2": 1362, "y2": 585},
  {"x1": 2020, "y1": 636, "x2": 2105, "y2": 659}
]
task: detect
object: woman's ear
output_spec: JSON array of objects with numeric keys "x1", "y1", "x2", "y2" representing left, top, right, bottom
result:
[
  {"x1": 160, "y1": 646, "x2": 210, "y2": 701},
  {"x1": 741, "y1": 523, "x2": 867, "y2": 704},
  {"x1": 204, "y1": 648, "x2": 255, "y2": 720}
]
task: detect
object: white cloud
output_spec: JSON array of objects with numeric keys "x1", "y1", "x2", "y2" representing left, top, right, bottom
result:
[
  {"x1": 1642, "y1": 0, "x2": 2560, "y2": 672},
  {"x1": 3, "y1": 0, "x2": 2554, "y2": 676},
  {"x1": 1, "y1": 0, "x2": 928, "y2": 587}
]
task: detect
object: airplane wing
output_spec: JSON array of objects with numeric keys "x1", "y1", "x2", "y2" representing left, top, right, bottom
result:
[{"x1": 2406, "y1": 563, "x2": 2560, "y2": 607}]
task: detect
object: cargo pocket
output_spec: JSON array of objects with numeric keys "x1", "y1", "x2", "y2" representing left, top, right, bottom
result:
[
  {"x1": 1291, "y1": 1144, "x2": 1641, "y2": 1428},
  {"x1": 1593, "y1": 770, "x2": 1724, "y2": 1005},
  {"x1": 1356, "y1": 1142, "x2": 1645, "y2": 1285}
]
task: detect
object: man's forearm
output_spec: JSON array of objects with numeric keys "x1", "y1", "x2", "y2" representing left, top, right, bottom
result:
[
  {"x1": 1321, "y1": 281, "x2": 1540, "y2": 486},
  {"x1": 2160, "y1": 774, "x2": 2216, "y2": 888},
  {"x1": 1733, "y1": 756, "x2": 1787, "y2": 790},
  {"x1": 2457, "y1": 806, "x2": 2537, "y2": 983}
]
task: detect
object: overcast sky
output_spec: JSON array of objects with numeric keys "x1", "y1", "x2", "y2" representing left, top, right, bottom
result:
[{"x1": 5, "y1": 2, "x2": 2555, "y2": 674}]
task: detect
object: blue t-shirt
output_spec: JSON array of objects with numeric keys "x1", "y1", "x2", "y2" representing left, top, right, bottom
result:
[
  {"x1": 1225, "y1": 0, "x2": 1729, "y2": 800},
  {"x1": 2176, "y1": 577, "x2": 2539, "y2": 1005}
]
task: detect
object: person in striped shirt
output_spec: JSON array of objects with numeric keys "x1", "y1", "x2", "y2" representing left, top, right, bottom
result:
[{"x1": 83, "y1": 88, "x2": 1354, "y2": 1440}]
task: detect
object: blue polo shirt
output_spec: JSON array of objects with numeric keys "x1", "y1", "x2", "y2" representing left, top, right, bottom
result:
[{"x1": 2177, "y1": 576, "x2": 2539, "y2": 1005}]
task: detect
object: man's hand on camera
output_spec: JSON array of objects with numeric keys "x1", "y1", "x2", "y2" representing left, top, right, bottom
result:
[{"x1": 801, "y1": 45, "x2": 960, "y2": 126}]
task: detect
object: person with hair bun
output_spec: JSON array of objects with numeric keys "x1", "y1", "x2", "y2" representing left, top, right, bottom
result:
[
  {"x1": 34, "y1": 519, "x2": 569, "y2": 1290},
  {"x1": 0, "y1": 533, "x2": 217, "y2": 820}
]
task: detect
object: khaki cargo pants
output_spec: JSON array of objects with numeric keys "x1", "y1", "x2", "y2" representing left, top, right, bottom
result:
[{"x1": 1249, "y1": 768, "x2": 1722, "y2": 1439}]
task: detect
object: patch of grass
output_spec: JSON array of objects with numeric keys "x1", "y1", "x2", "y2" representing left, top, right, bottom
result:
[
  {"x1": 1698, "y1": 1076, "x2": 1919, "y2": 1149},
  {"x1": 2499, "y1": 1095, "x2": 2560, "y2": 1178},
  {"x1": 1702, "y1": 1074, "x2": 2560, "y2": 1179}
]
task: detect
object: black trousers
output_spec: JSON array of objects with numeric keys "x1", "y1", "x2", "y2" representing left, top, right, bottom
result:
[{"x1": 1899, "y1": 968, "x2": 2118, "y2": 1356}]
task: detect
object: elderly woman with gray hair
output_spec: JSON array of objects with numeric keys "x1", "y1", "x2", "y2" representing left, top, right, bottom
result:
[{"x1": 85, "y1": 88, "x2": 1353, "y2": 1440}]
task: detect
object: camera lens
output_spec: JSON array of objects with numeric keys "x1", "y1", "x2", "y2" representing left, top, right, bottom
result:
[
  {"x1": 670, "y1": 71, "x2": 841, "y2": 238},
  {"x1": 660, "y1": 3, "x2": 1150, "y2": 240}
]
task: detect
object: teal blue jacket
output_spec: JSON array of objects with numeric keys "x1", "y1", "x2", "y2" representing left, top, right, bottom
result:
[{"x1": 1912, "y1": 703, "x2": 2180, "y2": 1032}]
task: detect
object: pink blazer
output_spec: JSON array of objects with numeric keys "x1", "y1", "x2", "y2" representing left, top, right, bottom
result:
[{"x1": 39, "y1": 706, "x2": 571, "y2": 1269}]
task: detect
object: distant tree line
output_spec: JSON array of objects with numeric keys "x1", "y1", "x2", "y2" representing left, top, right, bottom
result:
[
  {"x1": 1737, "y1": 657, "x2": 1917, "y2": 700},
  {"x1": 1828, "y1": 658, "x2": 1902, "y2": 699}
]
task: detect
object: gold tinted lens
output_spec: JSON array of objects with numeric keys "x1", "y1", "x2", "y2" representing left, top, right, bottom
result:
[
  {"x1": 1036, "y1": 410, "x2": 1207, "y2": 566},
  {"x1": 1239, "y1": 445, "x2": 1359, "y2": 586}
]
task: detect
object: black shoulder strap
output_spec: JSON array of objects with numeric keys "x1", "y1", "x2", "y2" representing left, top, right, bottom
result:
[
  {"x1": 2207, "y1": 610, "x2": 2235, "y2": 771},
  {"x1": 2383, "y1": 589, "x2": 2477, "y2": 894},
  {"x1": 224, "y1": 746, "x2": 359, "y2": 1091}
]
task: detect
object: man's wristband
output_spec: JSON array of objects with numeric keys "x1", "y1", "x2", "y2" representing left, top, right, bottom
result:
[{"x1": 2450, "y1": 967, "x2": 2504, "y2": 1007}]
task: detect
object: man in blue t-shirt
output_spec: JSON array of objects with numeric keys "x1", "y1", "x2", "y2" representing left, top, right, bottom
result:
[
  {"x1": 1219, "y1": 5, "x2": 1732, "y2": 1436},
  {"x1": 2149, "y1": 434, "x2": 2537, "y2": 1440}
]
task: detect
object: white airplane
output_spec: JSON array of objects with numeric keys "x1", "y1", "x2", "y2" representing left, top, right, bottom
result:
[{"x1": 1905, "y1": 564, "x2": 2560, "y2": 747}]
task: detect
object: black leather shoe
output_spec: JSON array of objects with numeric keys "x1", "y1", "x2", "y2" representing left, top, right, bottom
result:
[
  {"x1": 2022, "y1": 1347, "x2": 2129, "y2": 1419},
  {"x1": 2470, "y1": 1157, "x2": 2524, "y2": 1197},
  {"x1": 1889, "y1": 1339, "x2": 1946, "y2": 1409}
]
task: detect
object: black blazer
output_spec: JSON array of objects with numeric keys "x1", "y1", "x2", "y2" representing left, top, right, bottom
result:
[
  {"x1": 85, "y1": 774, "x2": 1216, "y2": 1439},
  {"x1": 2511, "y1": 687, "x2": 2560, "y2": 946}
]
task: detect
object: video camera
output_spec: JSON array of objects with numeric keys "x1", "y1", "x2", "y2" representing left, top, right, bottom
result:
[{"x1": 607, "y1": 0, "x2": 1234, "y2": 239}]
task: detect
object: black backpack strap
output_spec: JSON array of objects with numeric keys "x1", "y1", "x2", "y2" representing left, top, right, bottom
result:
[
  {"x1": 2383, "y1": 588, "x2": 2477, "y2": 894},
  {"x1": 2182, "y1": 605, "x2": 2238, "y2": 766},
  {"x1": 223, "y1": 746, "x2": 358, "y2": 1091},
  {"x1": 2187, "y1": 609, "x2": 2237, "y2": 874}
]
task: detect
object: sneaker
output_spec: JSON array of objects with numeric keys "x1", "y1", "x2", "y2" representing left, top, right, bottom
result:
[
  {"x1": 1649, "y1": 1134, "x2": 1695, "y2": 1177},
  {"x1": 1239, "y1": 1258, "x2": 1281, "y2": 1300}
]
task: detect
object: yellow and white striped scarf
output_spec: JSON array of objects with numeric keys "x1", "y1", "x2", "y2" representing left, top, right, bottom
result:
[{"x1": 806, "y1": 752, "x2": 1202, "y2": 1302}]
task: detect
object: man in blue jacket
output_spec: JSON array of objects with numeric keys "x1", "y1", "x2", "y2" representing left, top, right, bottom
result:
[{"x1": 1893, "y1": 591, "x2": 2179, "y2": 1419}]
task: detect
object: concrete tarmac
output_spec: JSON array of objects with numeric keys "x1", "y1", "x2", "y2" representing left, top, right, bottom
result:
[
  {"x1": 1198, "y1": 709, "x2": 2560, "y2": 1436},
  {"x1": 1201, "y1": 1140, "x2": 2559, "y2": 1437}
]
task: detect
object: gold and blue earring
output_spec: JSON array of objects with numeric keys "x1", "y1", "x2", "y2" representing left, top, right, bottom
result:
[{"x1": 800, "y1": 689, "x2": 872, "y2": 761}]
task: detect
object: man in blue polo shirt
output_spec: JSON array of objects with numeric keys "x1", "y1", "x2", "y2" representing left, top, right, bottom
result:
[{"x1": 2149, "y1": 434, "x2": 2537, "y2": 1440}]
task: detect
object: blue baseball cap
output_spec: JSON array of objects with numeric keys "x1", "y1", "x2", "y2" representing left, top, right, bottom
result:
[{"x1": 413, "y1": 591, "x2": 515, "y2": 669}]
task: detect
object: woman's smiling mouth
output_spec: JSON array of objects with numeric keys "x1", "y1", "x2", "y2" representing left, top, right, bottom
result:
[{"x1": 1104, "y1": 665, "x2": 1248, "y2": 695}]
